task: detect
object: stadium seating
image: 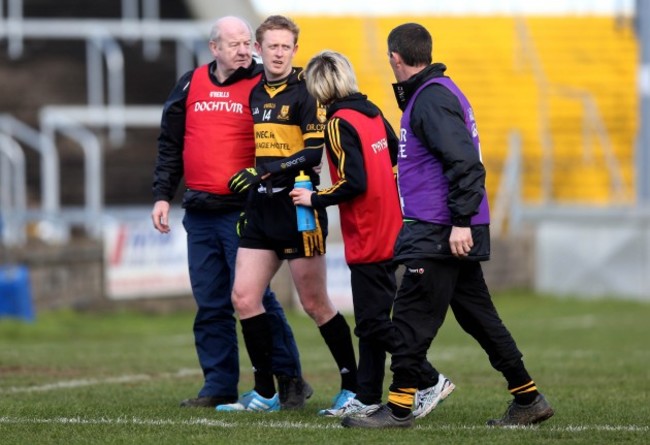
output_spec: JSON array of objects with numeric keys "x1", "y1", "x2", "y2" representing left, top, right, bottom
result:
[{"x1": 293, "y1": 16, "x2": 638, "y2": 204}]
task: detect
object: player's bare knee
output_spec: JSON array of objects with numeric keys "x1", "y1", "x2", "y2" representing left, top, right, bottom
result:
[
  {"x1": 231, "y1": 289, "x2": 249, "y2": 313},
  {"x1": 300, "y1": 298, "x2": 321, "y2": 320}
]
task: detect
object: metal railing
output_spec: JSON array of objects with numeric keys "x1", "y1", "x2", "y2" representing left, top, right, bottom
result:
[
  {"x1": 38, "y1": 105, "x2": 163, "y2": 238},
  {"x1": 491, "y1": 131, "x2": 523, "y2": 236},
  {"x1": 1, "y1": 0, "x2": 165, "y2": 58},
  {"x1": 0, "y1": 133, "x2": 27, "y2": 245},
  {"x1": 0, "y1": 3, "x2": 214, "y2": 245},
  {"x1": 0, "y1": 114, "x2": 57, "y2": 219},
  {"x1": 86, "y1": 34, "x2": 126, "y2": 145},
  {"x1": 514, "y1": 16, "x2": 629, "y2": 204}
]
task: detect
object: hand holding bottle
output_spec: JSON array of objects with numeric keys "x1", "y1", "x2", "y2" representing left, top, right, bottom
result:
[{"x1": 289, "y1": 187, "x2": 313, "y2": 207}]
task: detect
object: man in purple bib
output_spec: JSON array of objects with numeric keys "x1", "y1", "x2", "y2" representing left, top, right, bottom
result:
[{"x1": 343, "y1": 22, "x2": 554, "y2": 429}]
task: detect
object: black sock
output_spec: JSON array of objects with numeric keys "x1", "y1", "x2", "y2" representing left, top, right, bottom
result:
[
  {"x1": 241, "y1": 313, "x2": 275, "y2": 398},
  {"x1": 319, "y1": 312, "x2": 357, "y2": 392}
]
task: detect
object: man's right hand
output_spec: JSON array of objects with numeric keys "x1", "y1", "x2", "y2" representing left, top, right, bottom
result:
[
  {"x1": 151, "y1": 200, "x2": 171, "y2": 233},
  {"x1": 228, "y1": 167, "x2": 263, "y2": 193},
  {"x1": 449, "y1": 226, "x2": 472, "y2": 257}
]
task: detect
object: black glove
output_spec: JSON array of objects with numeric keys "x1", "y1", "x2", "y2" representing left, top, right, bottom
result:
[
  {"x1": 228, "y1": 167, "x2": 262, "y2": 193},
  {"x1": 236, "y1": 211, "x2": 247, "y2": 237}
]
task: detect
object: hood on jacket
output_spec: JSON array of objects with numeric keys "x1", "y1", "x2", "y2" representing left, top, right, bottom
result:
[{"x1": 326, "y1": 92, "x2": 381, "y2": 119}]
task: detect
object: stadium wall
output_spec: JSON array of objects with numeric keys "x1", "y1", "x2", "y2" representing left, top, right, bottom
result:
[{"x1": 0, "y1": 232, "x2": 533, "y2": 314}]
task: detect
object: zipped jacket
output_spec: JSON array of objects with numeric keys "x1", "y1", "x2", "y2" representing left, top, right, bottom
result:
[
  {"x1": 312, "y1": 93, "x2": 401, "y2": 264},
  {"x1": 152, "y1": 60, "x2": 262, "y2": 211},
  {"x1": 392, "y1": 63, "x2": 490, "y2": 261}
]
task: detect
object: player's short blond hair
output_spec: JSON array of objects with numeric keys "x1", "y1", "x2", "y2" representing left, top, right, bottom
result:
[{"x1": 304, "y1": 50, "x2": 358, "y2": 105}]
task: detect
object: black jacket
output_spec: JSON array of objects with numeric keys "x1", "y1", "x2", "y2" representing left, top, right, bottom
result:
[
  {"x1": 311, "y1": 93, "x2": 398, "y2": 208},
  {"x1": 152, "y1": 60, "x2": 263, "y2": 212},
  {"x1": 392, "y1": 63, "x2": 490, "y2": 262}
]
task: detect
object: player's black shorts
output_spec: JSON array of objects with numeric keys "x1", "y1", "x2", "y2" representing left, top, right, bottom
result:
[{"x1": 239, "y1": 186, "x2": 328, "y2": 260}]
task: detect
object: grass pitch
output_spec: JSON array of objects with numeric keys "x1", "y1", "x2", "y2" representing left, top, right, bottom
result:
[{"x1": 0, "y1": 291, "x2": 648, "y2": 444}]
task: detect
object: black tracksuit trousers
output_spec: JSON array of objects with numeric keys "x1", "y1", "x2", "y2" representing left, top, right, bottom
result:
[
  {"x1": 390, "y1": 257, "x2": 525, "y2": 390},
  {"x1": 349, "y1": 261, "x2": 438, "y2": 404}
]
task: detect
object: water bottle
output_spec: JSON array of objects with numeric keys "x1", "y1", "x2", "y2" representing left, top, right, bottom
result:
[{"x1": 294, "y1": 170, "x2": 316, "y2": 231}]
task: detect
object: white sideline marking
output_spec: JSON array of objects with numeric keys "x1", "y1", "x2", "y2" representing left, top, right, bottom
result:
[
  {"x1": 0, "y1": 368, "x2": 201, "y2": 394},
  {"x1": 1, "y1": 374, "x2": 647, "y2": 434},
  {"x1": 0, "y1": 416, "x2": 647, "y2": 433},
  {"x1": 0, "y1": 417, "x2": 340, "y2": 429}
]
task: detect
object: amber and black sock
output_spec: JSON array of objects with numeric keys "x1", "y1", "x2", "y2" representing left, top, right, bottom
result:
[
  {"x1": 509, "y1": 380, "x2": 539, "y2": 405},
  {"x1": 503, "y1": 365, "x2": 540, "y2": 405},
  {"x1": 387, "y1": 387, "x2": 417, "y2": 418}
]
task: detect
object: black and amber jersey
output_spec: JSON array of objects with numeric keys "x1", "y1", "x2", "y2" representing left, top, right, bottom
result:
[{"x1": 250, "y1": 67, "x2": 326, "y2": 188}]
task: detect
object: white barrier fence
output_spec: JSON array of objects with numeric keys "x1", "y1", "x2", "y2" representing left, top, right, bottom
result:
[{"x1": 102, "y1": 209, "x2": 354, "y2": 311}]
